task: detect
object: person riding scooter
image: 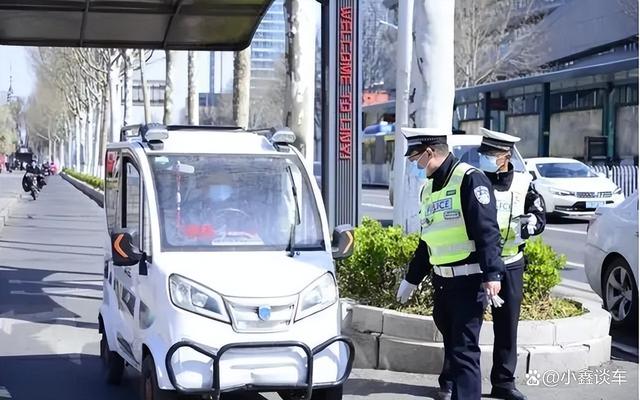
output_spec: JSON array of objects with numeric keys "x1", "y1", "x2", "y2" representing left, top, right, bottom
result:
[{"x1": 25, "y1": 161, "x2": 46, "y2": 190}]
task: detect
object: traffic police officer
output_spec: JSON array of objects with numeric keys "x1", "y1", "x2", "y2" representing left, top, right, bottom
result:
[
  {"x1": 396, "y1": 127, "x2": 505, "y2": 400},
  {"x1": 479, "y1": 128, "x2": 545, "y2": 400}
]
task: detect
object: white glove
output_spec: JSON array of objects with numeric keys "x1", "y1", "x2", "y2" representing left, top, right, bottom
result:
[
  {"x1": 396, "y1": 280, "x2": 417, "y2": 304},
  {"x1": 525, "y1": 214, "x2": 537, "y2": 235},
  {"x1": 487, "y1": 294, "x2": 505, "y2": 308}
]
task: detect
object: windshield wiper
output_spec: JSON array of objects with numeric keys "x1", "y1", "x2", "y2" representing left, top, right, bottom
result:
[{"x1": 285, "y1": 166, "x2": 301, "y2": 257}]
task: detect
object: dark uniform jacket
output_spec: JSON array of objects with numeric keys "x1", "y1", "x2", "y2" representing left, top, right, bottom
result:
[{"x1": 405, "y1": 153, "x2": 505, "y2": 285}]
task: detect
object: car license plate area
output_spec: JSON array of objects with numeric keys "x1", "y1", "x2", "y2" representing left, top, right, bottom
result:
[{"x1": 586, "y1": 201, "x2": 602, "y2": 209}]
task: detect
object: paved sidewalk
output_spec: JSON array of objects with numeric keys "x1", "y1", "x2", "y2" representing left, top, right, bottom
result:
[{"x1": 0, "y1": 172, "x2": 25, "y2": 229}]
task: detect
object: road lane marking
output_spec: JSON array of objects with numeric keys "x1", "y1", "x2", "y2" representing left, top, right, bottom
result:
[
  {"x1": 566, "y1": 261, "x2": 585, "y2": 268},
  {"x1": 545, "y1": 226, "x2": 587, "y2": 235},
  {"x1": 9, "y1": 279, "x2": 102, "y2": 287},
  {"x1": 362, "y1": 203, "x2": 393, "y2": 210},
  {"x1": 558, "y1": 278, "x2": 593, "y2": 292},
  {"x1": 362, "y1": 193, "x2": 391, "y2": 199}
]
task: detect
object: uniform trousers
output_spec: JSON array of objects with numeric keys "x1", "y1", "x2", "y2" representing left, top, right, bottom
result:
[
  {"x1": 490, "y1": 258, "x2": 525, "y2": 390},
  {"x1": 433, "y1": 273, "x2": 485, "y2": 400}
]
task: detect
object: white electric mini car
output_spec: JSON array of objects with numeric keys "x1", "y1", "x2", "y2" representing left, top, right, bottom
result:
[{"x1": 99, "y1": 124, "x2": 355, "y2": 400}]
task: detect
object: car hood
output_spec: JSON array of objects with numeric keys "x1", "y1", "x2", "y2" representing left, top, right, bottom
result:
[
  {"x1": 539, "y1": 177, "x2": 617, "y2": 193},
  {"x1": 155, "y1": 251, "x2": 333, "y2": 298}
]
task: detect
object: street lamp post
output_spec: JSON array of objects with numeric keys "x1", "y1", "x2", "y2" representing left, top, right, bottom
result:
[{"x1": 392, "y1": 0, "x2": 413, "y2": 230}]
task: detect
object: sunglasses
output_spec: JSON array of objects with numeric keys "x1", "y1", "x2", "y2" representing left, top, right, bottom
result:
[{"x1": 407, "y1": 151, "x2": 426, "y2": 162}]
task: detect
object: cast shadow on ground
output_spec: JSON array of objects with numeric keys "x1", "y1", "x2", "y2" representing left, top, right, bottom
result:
[{"x1": 344, "y1": 377, "x2": 441, "y2": 398}]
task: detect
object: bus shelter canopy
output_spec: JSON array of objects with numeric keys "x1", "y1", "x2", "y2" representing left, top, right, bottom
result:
[{"x1": 0, "y1": 0, "x2": 273, "y2": 50}]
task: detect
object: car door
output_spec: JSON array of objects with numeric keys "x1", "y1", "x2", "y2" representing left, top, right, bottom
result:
[{"x1": 112, "y1": 154, "x2": 143, "y2": 367}]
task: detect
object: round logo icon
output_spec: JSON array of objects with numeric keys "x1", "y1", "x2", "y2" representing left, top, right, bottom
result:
[{"x1": 258, "y1": 305, "x2": 272, "y2": 321}]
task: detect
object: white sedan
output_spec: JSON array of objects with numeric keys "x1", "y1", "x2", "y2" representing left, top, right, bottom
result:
[
  {"x1": 525, "y1": 157, "x2": 624, "y2": 218},
  {"x1": 585, "y1": 192, "x2": 638, "y2": 327}
]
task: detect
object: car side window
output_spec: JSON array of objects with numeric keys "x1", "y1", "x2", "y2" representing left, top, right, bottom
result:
[
  {"x1": 122, "y1": 158, "x2": 142, "y2": 248},
  {"x1": 105, "y1": 150, "x2": 121, "y2": 234}
]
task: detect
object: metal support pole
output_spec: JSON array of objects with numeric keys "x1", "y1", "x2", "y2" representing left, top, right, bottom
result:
[
  {"x1": 392, "y1": 0, "x2": 413, "y2": 228},
  {"x1": 604, "y1": 83, "x2": 616, "y2": 159},
  {"x1": 538, "y1": 82, "x2": 551, "y2": 157},
  {"x1": 320, "y1": 0, "x2": 360, "y2": 229},
  {"x1": 483, "y1": 91, "x2": 491, "y2": 129},
  {"x1": 320, "y1": 0, "x2": 335, "y2": 227}
]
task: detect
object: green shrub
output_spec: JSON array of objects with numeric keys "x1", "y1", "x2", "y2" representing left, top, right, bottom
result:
[
  {"x1": 523, "y1": 237, "x2": 566, "y2": 302},
  {"x1": 337, "y1": 218, "x2": 580, "y2": 319},
  {"x1": 336, "y1": 217, "x2": 433, "y2": 311},
  {"x1": 63, "y1": 168, "x2": 104, "y2": 190}
]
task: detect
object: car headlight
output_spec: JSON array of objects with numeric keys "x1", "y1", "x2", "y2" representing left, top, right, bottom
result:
[
  {"x1": 614, "y1": 187, "x2": 622, "y2": 195},
  {"x1": 295, "y1": 273, "x2": 337, "y2": 321},
  {"x1": 169, "y1": 274, "x2": 230, "y2": 323},
  {"x1": 550, "y1": 188, "x2": 574, "y2": 196}
]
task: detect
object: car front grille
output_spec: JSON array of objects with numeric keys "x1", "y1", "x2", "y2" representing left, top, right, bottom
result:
[
  {"x1": 225, "y1": 295, "x2": 297, "y2": 333},
  {"x1": 575, "y1": 191, "x2": 612, "y2": 199}
]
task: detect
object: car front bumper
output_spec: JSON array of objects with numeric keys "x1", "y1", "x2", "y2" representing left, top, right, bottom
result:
[
  {"x1": 165, "y1": 335, "x2": 354, "y2": 400},
  {"x1": 550, "y1": 194, "x2": 624, "y2": 217}
]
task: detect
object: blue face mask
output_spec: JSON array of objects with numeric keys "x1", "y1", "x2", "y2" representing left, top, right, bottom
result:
[
  {"x1": 413, "y1": 151, "x2": 428, "y2": 170},
  {"x1": 208, "y1": 185, "x2": 232, "y2": 202},
  {"x1": 479, "y1": 153, "x2": 499, "y2": 172}
]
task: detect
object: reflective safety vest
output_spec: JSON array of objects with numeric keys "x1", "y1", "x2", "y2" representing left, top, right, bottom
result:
[
  {"x1": 495, "y1": 172, "x2": 532, "y2": 257},
  {"x1": 419, "y1": 162, "x2": 476, "y2": 266}
]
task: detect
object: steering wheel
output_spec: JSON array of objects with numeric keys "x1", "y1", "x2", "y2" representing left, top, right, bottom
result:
[
  {"x1": 213, "y1": 208, "x2": 251, "y2": 220},
  {"x1": 211, "y1": 208, "x2": 258, "y2": 238}
]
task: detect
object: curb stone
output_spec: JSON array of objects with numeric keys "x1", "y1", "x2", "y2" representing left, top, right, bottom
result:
[
  {"x1": 342, "y1": 297, "x2": 612, "y2": 377},
  {"x1": 60, "y1": 172, "x2": 104, "y2": 208}
]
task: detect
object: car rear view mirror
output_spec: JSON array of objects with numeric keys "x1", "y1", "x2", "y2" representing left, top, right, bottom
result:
[
  {"x1": 332, "y1": 224, "x2": 355, "y2": 260},
  {"x1": 175, "y1": 163, "x2": 195, "y2": 174},
  {"x1": 111, "y1": 230, "x2": 142, "y2": 267}
]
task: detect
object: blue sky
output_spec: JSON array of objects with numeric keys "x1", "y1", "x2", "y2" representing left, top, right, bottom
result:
[{"x1": 0, "y1": 46, "x2": 34, "y2": 98}]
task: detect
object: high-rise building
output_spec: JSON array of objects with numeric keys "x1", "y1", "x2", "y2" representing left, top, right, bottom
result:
[
  {"x1": 251, "y1": 0, "x2": 286, "y2": 89},
  {"x1": 207, "y1": 0, "x2": 286, "y2": 97}
]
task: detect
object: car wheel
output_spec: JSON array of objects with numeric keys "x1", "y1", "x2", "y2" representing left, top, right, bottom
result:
[
  {"x1": 311, "y1": 386, "x2": 343, "y2": 400},
  {"x1": 602, "y1": 256, "x2": 638, "y2": 328},
  {"x1": 100, "y1": 334, "x2": 125, "y2": 385},
  {"x1": 141, "y1": 355, "x2": 180, "y2": 400},
  {"x1": 279, "y1": 386, "x2": 343, "y2": 400}
]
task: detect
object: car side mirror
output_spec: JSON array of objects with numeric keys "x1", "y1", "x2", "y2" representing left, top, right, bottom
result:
[
  {"x1": 529, "y1": 171, "x2": 537, "y2": 181},
  {"x1": 332, "y1": 224, "x2": 355, "y2": 260},
  {"x1": 111, "y1": 230, "x2": 142, "y2": 267}
]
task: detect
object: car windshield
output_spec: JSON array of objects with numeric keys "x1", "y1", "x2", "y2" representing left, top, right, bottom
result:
[
  {"x1": 150, "y1": 154, "x2": 324, "y2": 252},
  {"x1": 450, "y1": 144, "x2": 526, "y2": 172},
  {"x1": 535, "y1": 162, "x2": 597, "y2": 178}
]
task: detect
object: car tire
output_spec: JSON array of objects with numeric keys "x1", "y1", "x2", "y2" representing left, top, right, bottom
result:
[
  {"x1": 278, "y1": 386, "x2": 343, "y2": 400},
  {"x1": 311, "y1": 386, "x2": 343, "y2": 400},
  {"x1": 141, "y1": 355, "x2": 180, "y2": 400},
  {"x1": 100, "y1": 334, "x2": 125, "y2": 385},
  {"x1": 602, "y1": 256, "x2": 638, "y2": 329}
]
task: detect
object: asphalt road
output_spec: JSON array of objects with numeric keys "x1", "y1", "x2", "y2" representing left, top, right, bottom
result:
[{"x1": 0, "y1": 177, "x2": 636, "y2": 400}]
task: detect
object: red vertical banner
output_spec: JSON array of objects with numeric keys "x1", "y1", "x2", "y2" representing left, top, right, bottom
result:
[{"x1": 337, "y1": 4, "x2": 353, "y2": 160}]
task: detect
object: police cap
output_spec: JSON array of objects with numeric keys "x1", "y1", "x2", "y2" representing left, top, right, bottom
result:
[
  {"x1": 401, "y1": 127, "x2": 448, "y2": 157},
  {"x1": 478, "y1": 127, "x2": 520, "y2": 153}
]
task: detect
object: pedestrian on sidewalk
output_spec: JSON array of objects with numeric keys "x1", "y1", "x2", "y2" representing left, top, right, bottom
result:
[{"x1": 396, "y1": 127, "x2": 505, "y2": 400}]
